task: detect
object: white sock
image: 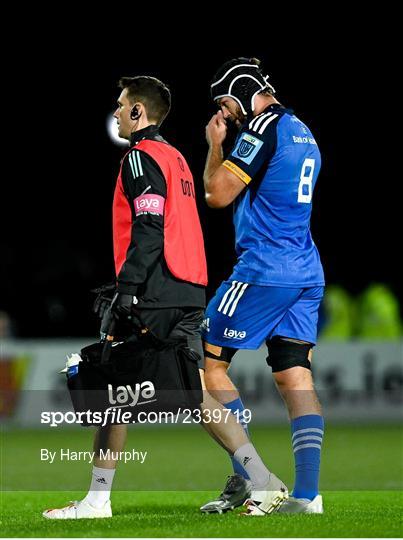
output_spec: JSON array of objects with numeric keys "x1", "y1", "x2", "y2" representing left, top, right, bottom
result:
[
  {"x1": 84, "y1": 466, "x2": 115, "y2": 508},
  {"x1": 233, "y1": 443, "x2": 270, "y2": 489}
]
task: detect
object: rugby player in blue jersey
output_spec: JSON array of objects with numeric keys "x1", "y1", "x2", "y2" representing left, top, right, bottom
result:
[{"x1": 200, "y1": 58, "x2": 325, "y2": 515}]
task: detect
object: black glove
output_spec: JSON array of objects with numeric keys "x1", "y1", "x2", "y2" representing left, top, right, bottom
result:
[
  {"x1": 91, "y1": 282, "x2": 116, "y2": 319},
  {"x1": 110, "y1": 292, "x2": 138, "y2": 320}
]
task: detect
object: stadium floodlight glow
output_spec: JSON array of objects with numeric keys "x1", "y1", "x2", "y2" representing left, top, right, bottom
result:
[{"x1": 106, "y1": 113, "x2": 129, "y2": 146}]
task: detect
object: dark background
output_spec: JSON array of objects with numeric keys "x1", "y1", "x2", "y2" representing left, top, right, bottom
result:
[{"x1": 2, "y1": 20, "x2": 397, "y2": 337}]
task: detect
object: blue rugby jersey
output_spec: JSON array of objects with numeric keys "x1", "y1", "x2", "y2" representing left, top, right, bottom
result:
[{"x1": 222, "y1": 104, "x2": 325, "y2": 287}]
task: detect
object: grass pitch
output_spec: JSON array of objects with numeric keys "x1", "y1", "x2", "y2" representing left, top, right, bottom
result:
[{"x1": 1, "y1": 424, "x2": 402, "y2": 537}]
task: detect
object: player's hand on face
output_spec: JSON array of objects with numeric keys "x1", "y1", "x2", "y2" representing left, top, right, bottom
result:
[{"x1": 206, "y1": 110, "x2": 227, "y2": 146}]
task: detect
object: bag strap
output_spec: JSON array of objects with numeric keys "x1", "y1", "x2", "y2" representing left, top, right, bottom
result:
[
  {"x1": 100, "y1": 311, "x2": 187, "y2": 364},
  {"x1": 101, "y1": 319, "x2": 116, "y2": 365},
  {"x1": 100, "y1": 311, "x2": 150, "y2": 365}
]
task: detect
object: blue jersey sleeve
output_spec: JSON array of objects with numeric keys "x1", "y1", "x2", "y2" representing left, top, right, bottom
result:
[{"x1": 222, "y1": 112, "x2": 280, "y2": 185}]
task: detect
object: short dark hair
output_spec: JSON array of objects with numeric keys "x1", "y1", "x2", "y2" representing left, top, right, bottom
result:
[{"x1": 119, "y1": 76, "x2": 171, "y2": 125}]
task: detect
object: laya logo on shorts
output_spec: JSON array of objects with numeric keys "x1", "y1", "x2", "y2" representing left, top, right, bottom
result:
[
  {"x1": 232, "y1": 133, "x2": 263, "y2": 164},
  {"x1": 107, "y1": 382, "x2": 155, "y2": 407},
  {"x1": 223, "y1": 327, "x2": 246, "y2": 340}
]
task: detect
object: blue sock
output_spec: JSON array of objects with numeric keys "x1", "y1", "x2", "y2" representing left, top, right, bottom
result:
[
  {"x1": 291, "y1": 414, "x2": 324, "y2": 500},
  {"x1": 224, "y1": 398, "x2": 250, "y2": 479}
]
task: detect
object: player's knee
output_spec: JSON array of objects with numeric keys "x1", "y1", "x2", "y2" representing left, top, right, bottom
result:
[
  {"x1": 266, "y1": 336, "x2": 312, "y2": 374},
  {"x1": 274, "y1": 366, "x2": 314, "y2": 391},
  {"x1": 204, "y1": 360, "x2": 228, "y2": 387},
  {"x1": 203, "y1": 371, "x2": 214, "y2": 393},
  {"x1": 204, "y1": 356, "x2": 229, "y2": 372},
  {"x1": 203, "y1": 343, "x2": 236, "y2": 392}
]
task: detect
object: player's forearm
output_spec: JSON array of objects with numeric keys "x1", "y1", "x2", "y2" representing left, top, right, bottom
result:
[{"x1": 203, "y1": 143, "x2": 224, "y2": 194}]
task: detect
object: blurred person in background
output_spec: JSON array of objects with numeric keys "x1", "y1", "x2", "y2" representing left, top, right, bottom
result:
[
  {"x1": 356, "y1": 284, "x2": 401, "y2": 339},
  {"x1": 319, "y1": 285, "x2": 355, "y2": 340}
]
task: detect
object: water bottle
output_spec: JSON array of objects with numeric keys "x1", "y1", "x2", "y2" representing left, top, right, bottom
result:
[{"x1": 65, "y1": 353, "x2": 82, "y2": 378}]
